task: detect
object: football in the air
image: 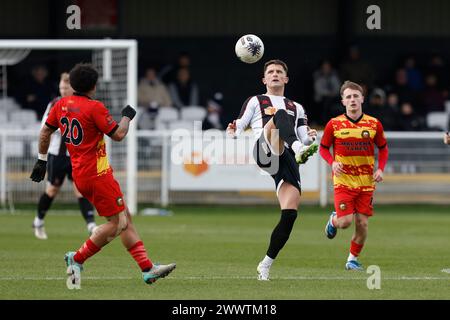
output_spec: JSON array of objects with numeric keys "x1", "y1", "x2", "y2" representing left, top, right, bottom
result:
[{"x1": 235, "y1": 34, "x2": 264, "y2": 64}]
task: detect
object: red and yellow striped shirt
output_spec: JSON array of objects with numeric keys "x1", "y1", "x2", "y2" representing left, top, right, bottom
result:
[{"x1": 320, "y1": 114, "x2": 387, "y2": 192}]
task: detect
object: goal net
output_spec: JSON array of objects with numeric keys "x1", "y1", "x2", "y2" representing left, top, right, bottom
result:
[{"x1": 0, "y1": 39, "x2": 138, "y2": 213}]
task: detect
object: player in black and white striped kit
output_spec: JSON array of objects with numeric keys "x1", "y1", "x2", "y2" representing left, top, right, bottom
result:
[
  {"x1": 32, "y1": 73, "x2": 96, "y2": 240},
  {"x1": 227, "y1": 59, "x2": 318, "y2": 280}
]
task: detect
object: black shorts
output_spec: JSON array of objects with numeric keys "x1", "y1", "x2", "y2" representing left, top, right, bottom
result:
[
  {"x1": 252, "y1": 132, "x2": 301, "y2": 194},
  {"x1": 47, "y1": 154, "x2": 73, "y2": 186}
]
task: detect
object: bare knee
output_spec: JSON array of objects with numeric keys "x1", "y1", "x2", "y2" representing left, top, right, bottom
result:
[
  {"x1": 355, "y1": 218, "x2": 368, "y2": 231},
  {"x1": 46, "y1": 184, "x2": 60, "y2": 198},
  {"x1": 337, "y1": 217, "x2": 352, "y2": 229},
  {"x1": 116, "y1": 211, "x2": 128, "y2": 233},
  {"x1": 104, "y1": 211, "x2": 128, "y2": 239}
]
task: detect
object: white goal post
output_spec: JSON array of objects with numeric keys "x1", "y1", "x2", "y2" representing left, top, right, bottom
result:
[{"x1": 0, "y1": 39, "x2": 138, "y2": 214}]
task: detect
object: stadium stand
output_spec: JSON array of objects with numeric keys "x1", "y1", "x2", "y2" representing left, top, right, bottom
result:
[
  {"x1": 0, "y1": 97, "x2": 20, "y2": 112},
  {"x1": 426, "y1": 111, "x2": 448, "y2": 131},
  {"x1": 0, "y1": 112, "x2": 7, "y2": 123},
  {"x1": 9, "y1": 109, "x2": 38, "y2": 126},
  {"x1": 168, "y1": 120, "x2": 198, "y2": 130},
  {"x1": 180, "y1": 106, "x2": 207, "y2": 122},
  {"x1": 154, "y1": 107, "x2": 179, "y2": 130}
]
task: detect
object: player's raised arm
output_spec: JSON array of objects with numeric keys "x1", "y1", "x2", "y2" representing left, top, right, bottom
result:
[
  {"x1": 295, "y1": 104, "x2": 317, "y2": 145},
  {"x1": 110, "y1": 105, "x2": 137, "y2": 141},
  {"x1": 228, "y1": 96, "x2": 257, "y2": 138},
  {"x1": 296, "y1": 123, "x2": 317, "y2": 145},
  {"x1": 226, "y1": 119, "x2": 237, "y2": 137}
]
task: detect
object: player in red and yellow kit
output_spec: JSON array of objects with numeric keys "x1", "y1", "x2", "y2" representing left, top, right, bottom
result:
[
  {"x1": 319, "y1": 81, "x2": 388, "y2": 271},
  {"x1": 30, "y1": 63, "x2": 175, "y2": 286}
]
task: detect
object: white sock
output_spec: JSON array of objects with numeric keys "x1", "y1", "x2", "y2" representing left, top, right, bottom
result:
[
  {"x1": 291, "y1": 140, "x2": 303, "y2": 155},
  {"x1": 261, "y1": 255, "x2": 274, "y2": 267},
  {"x1": 34, "y1": 217, "x2": 44, "y2": 227},
  {"x1": 87, "y1": 222, "x2": 97, "y2": 233},
  {"x1": 347, "y1": 253, "x2": 358, "y2": 262}
]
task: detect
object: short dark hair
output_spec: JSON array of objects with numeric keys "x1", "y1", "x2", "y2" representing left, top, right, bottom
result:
[
  {"x1": 264, "y1": 59, "x2": 288, "y2": 74},
  {"x1": 340, "y1": 80, "x2": 364, "y2": 96},
  {"x1": 69, "y1": 63, "x2": 98, "y2": 94}
]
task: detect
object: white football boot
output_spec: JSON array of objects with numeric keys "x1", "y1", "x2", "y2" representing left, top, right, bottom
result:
[
  {"x1": 33, "y1": 222, "x2": 48, "y2": 240},
  {"x1": 257, "y1": 262, "x2": 270, "y2": 281}
]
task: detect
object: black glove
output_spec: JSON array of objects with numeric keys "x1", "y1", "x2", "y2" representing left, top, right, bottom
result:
[
  {"x1": 121, "y1": 105, "x2": 136, "y2": 120},
  {"x1": 30, "y1": 159, "x2": 47, "y2": 182}
]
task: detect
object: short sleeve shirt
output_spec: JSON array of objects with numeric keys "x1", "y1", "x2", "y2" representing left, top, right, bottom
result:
[
  {"x1": 46, "y1": 93, "x2": 118, "y2": 180},
  {"x1": 320, "y1": 113, "x2": 387, "y2": 192}
]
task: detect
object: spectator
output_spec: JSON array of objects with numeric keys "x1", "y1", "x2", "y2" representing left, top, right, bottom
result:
[
  {"x1": 397, "y1": 102, "x2": 427, "y2": 131},
  {"x1": 137, "y1": 67, "x2": 174, "y2": 130},
  {"x1": 159, "y1": 52, "x2": 191, "y2": 84},
  {"x1": 426, "y1": 54, "x2": 448, "y2": 91},
  {"x1": 404, "y1": 56, "x2": 423, "y2": 91},
  {"x1": 202, "y1": 92, "x2": 225, "y2": 130},
  {"x1": 313, "y1": 59, "x2": 341, "y2": 125},
  {"x1": 386, "y1": 92, "x2": 400, "y2": 113},
  {"x1": 421, "y1": 73, "x2": 445, "y2": 113},
  {"x1": 340, "y1": 45, "x2": 375, "y2": 89},
  {"x1": 387, "y1": 68, "x2": 418, "y2": 109},
  {"x1": 168, "y1": 67, "x2": 199, "y2": 110},
  {"x1": 18, "y1": 65, "x2": 57, "y2": 119},
  {"x1": 138, "y1": 67, "x2": 173, "y2": 108},
  {"x1": 365, "y1": 88, "x2": 398, "y2": 131}
]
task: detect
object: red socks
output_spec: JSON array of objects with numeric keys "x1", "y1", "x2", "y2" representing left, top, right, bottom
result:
[
  {"x1": 128, "y1": 240, "x2": 153, "y2": 271},
  {"x1": 72, "y1": 239, "x2": 153, "y2": 272},
  {"x1": 350, "y1": 240, "x2": 364, "y2": 257},
  {"x1": 74, "y1": 238, "x2": 101, "y2": 264}
]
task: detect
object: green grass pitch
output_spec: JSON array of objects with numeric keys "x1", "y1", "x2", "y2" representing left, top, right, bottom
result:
[{"x1": 0, "y1": 205, "x2": 449, "y2": 299}]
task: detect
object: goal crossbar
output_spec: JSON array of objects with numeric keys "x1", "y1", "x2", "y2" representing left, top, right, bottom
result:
[{"x1": 0, "y1": 39, "x2": 137, "y2": 50}]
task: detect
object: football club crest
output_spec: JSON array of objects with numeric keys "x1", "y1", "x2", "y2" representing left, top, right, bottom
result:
[
  {"x1": 264, "y1": 106, "x2": 277, "y2": 115},
  {"x1": 339, "y1": 202, "x2": 347, "y2": 211},
  {"x1": 116, "y1": 197, "x2": 124, "y2": 207},
  {"x1": 361, "y1": 130, "x2": 370, "y2": 139}
]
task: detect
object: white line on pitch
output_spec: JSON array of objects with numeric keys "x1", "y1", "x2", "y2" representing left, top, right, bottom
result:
[
  {"x1": 0, "y1": 276, "x2": 449, "y2": 281},
  {"x1": 177, "y1": 276, "x2": 449, "y2": 280}
]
